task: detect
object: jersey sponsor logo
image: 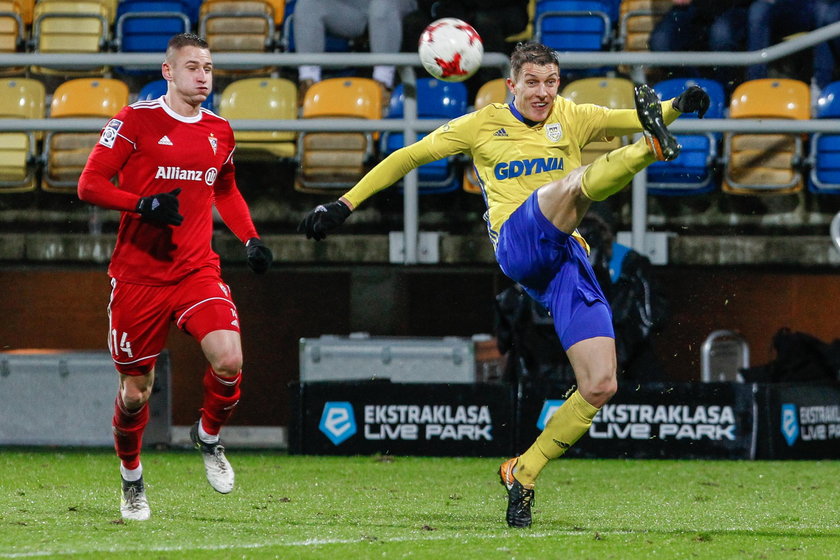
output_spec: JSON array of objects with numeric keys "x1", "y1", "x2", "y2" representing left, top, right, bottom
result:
[
  {"x1": 205, "y1": 167, "x2": 218, "y2": 186},
  {"x1": 155, "y1": 166, "x2": 204, "y2": 181},
  {"x1": 99, "y1": 119, "x2": 123, "y2": 148},
  {"x1": 158, "y1": 135, "x2": 173, "y2": 146},
  {"x1": 546, "y1": 123, "x2": 562, "y2": 142},
  {"x1": 153, "y1": 166, "x2": 219, "y2": 185},
  {"x1": 493, "y1": 157, "x2": 563, "y2": 180}
]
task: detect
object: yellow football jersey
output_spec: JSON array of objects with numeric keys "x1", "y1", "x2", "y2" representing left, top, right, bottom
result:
[{"x1": 342, "y1": 95, "x2": 678, "y2": 246}]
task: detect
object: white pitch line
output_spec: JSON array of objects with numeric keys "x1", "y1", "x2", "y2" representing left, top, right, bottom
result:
[{"x1": 0, "y1": 530, "x2": 628, "y2": 558}]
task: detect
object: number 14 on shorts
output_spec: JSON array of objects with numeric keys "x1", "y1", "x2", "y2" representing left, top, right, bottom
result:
[{"x1": 111, "y1": 329, "x2": 134, "y2": 359}]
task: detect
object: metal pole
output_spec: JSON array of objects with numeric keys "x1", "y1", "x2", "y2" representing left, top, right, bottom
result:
[{"x1": 399, "y1": 65, "x2": 419, "y2": 264}]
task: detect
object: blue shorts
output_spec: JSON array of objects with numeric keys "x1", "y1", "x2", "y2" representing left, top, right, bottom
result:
[{"x1": 495, "y1": 190, "x2": 614, "y2": 350}]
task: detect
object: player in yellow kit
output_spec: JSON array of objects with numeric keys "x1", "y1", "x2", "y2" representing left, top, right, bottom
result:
[{"x1": 299, "y1": 41, "x2": 710, "y2": 528}]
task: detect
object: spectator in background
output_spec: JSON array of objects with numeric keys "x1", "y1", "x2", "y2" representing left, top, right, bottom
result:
[
  {"x1": 294, "y1": 0, "x2": 417, "y2": 101},
  {"x1": 401, "y1": 0, "x2": 530, "y2": 96},
  {"x1": 648, "y1": 0, "x2": 750, "y2": 94},
  {"x1": 746, "y1": 0, "x2": 815, "y2": 81},
  {"x1": 814, "y1": 0, "x2": 840, "y2": 89}
]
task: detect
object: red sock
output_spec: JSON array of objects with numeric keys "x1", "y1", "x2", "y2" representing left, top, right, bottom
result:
[
  {"x1": 200, "y1": 367, "x2": 241, "y2": 436},
  {"x1": 113, "y1": 394, "x2": 149, "y2": 471}
]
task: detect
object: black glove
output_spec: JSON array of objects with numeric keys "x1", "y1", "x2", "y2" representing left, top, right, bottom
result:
[
  {"x1": 298, "y1": 200, "x2": 352, "y2": 241},
  {"x1": 136, "y1": 188, "x2": 183, "y2": 226},
  {"x1": 246, "y1": 237, "x2": 273, "y2": 274},
  {"x1": 672, "y1": 85, "x2": 710, "y2": 119}
]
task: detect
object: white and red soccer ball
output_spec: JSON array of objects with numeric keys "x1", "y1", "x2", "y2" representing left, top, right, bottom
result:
[{"x1": 418, "y1": 18, "x2": 484, "y2": 82}]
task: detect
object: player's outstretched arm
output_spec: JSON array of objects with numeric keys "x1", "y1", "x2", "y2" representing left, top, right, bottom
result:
[{"x1": 298, "y1": 199, "x2": 353, "y2": 241}]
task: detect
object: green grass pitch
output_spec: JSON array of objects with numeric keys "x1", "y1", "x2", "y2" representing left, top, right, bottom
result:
[{"x1": 1, "y1": 449, "x2": 839, "y2": 559}]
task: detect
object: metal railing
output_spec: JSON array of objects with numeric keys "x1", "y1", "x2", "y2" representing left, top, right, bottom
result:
[{"x1": 2, "y1": 21, "x2": 840, "y2": 262}]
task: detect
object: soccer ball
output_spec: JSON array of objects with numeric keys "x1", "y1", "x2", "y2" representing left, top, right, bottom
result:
[{"x1": 418, "y1": 18, "x2": 483, "y2": 82}]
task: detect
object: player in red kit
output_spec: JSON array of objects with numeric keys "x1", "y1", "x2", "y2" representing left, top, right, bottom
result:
[{"x1": 78, "y1": 33, "x2": 273, "y2": 521}]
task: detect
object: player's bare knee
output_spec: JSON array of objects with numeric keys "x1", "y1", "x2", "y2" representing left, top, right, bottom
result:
[
  {"x1": 121, "y1": 384, "x2": 152, "y2": 410},
  {"x1": 579, "y1": 376, "x2": 617, "y2": 408},
  {"x1": 210, "y1": 355, "x2": 242, "y2": 378}
]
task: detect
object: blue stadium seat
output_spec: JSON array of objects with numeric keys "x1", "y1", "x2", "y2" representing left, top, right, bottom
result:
[
  {"x1": 648, "y1": 78, "x2": 726, "y2": 195},
  {"x1": 137, "y1": 78, "x2": 215, "y2": 110},
  {"x1": 115, "y1": 0, "x2": 190, "y2": 75},
  {"x1": 381, "y1": 78, "x2": 468, "y2": 193},
  {"x1": 808, "y1": 80, "x2": 840, "y2": 194},
  {"x1": 534, "y1": 0, "x2": 614, "y2": 51}
]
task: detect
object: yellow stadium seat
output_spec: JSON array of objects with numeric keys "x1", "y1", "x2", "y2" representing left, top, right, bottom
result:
[
  {"x1": 619, "y1": 0, "x2": 671, "y2": 51},
  {"x1": 296, "y1": 77, "x2": 383, "y2": 193},
  {"x1": 16, "y1": 0, "x2": 31, "y2": 25},
  {"x1": 0, "y1": 0, "x2": 25, "y2": 75},
  {"x1": 218, "y1": 77, "x2": 297, "y2": 160},
  {"x1": 723, "y1": 79, "x2": 810, "y2": 195},
  {"x1": 264, "y1": 0, "x2": 285, "y2": 26},
  {"x1": 199, "y1": 0, "x2": 275, "y2": 74},
  {"x1": 31, "y1": 1, "x2": 110, "y2": 75},
  {"x1": 562, "y1": 76, "x2": 635, "y2": 165},
  {"x1": 0, "y1": 77, "x2": 44, "y2": 192},
  {"x1": 44, "y1": 78, "x2": 129, "y2": 193},
  {"x1": 474, "y1": 78, "x2": 510, "y2": 110}
]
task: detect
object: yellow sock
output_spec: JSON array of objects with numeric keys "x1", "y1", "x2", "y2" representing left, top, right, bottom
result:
[
  {"x1": 579, "y1": 139, "x2": 656, "y2": 202},
  {"x1": 514, "y1": 390, "x2": 600, "y2": 485}
]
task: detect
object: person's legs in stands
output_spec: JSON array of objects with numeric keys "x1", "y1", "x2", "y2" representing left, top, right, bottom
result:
[
  {"x1": 813, "y1": 0, "x2": 840, "y2": 89},
  {"x1": 369, "y1": 0, "x2": 417, "y2": 91},
  {"x1": 709, "y1": 6, "x2": 749, "y2": 93},
  {"x1": 295, "y1": 0, "x2": 369, "y2": 97},
  {"x1": 649, "y1": 5, "x2": 704, "y2": 80}
]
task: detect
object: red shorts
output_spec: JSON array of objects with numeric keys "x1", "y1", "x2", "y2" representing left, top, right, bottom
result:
[{"x1": 107, "y1": 267, "x2": 240, "y2": 375}]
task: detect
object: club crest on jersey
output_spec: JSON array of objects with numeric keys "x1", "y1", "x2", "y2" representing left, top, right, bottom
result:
[
  {"x1": 99, "y1": 119, "x2": 123, "y2": 148},
  {"x1": 208, "y1": 133, "x2": 218, "y2": 155},
  {"x1": 546, "y1": 123, "x2": 562, "y2": 142}
]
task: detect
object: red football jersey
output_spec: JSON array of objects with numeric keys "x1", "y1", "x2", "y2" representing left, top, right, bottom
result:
[{"x1": 80, "y1": 97, "x2": 258, "y2": 285}]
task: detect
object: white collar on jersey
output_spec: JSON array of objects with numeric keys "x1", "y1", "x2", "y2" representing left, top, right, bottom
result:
[{"x1": 158, "y1": 95, "x2": 203, "y2": 124}]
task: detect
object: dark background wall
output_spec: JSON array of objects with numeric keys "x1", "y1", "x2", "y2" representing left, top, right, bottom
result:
[{"x1": 1, "y1": 265, "x2": 838, "y2": 426}]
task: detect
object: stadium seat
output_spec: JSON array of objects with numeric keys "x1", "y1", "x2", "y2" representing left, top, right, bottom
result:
[
  {"x1": 534, "y1": 0, "x2": 615, "y2": 51},
  {"x1": 295, "y1": 77, "x2": 382, "y2": 193},
  {"x1": 43, "y1": 78, "x2": 130, "y2": 193},
  {"x1": 114, "y1": 1, "x2": 191, "y2": 71},
  {"x1": 723, "y1": 79, "x2": 809, "y2": 195},
  {"x1": 198, "y1": 0, "x2": 276, "y2": 74},
  {"x1": 560, "y1": 77, "x2": 635, "y2": 165},
  {"x1": 463, "y1": 78, "x2": 511, "y2": 195},
  {"x1": 381, "y1": 78, "x2": 468, "y2": 194},
  {"x1": 0, "y1": 0, "x2": 25, "y2": 75},
  {"x1": 218, "y1": 77, "x2": 297, "y2": 160},
  {"x1": 0, "y1": 78, "x2": 44, "y2": 192},
  {"x1": 15, "y1": 0, "x2": 31, "y2": 26},
  {"x1": 808, "y1": 80, "x2": 840, "y2": 194},
  {"x1": 31, "y1": 1, "x2": 111, "y2": 75},
  {"x1": 137, "y1": 78, "x2": 215, "y2": 110},
  {"x1": 619, "y1": 0, "x2": 671, "y2": 51},
  {"x1": 648, "y1": 78, "x2": 725, "y2": 195},
  {"x1": 535, "y1": 0, "x2": 617, "y2": 77}
]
